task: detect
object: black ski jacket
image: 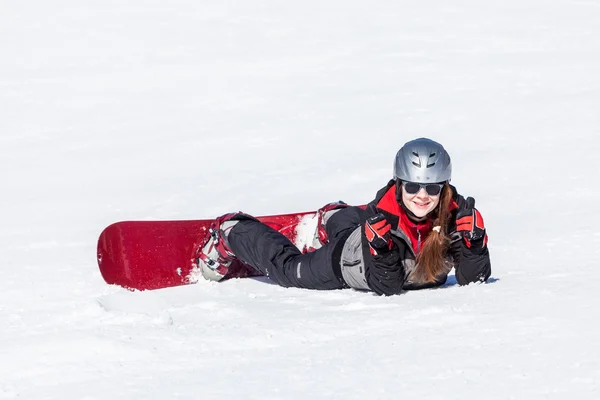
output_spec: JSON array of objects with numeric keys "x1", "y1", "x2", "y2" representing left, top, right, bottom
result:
[{"x1": 332, "y1": 180, "x2": 492, "y2": 296}]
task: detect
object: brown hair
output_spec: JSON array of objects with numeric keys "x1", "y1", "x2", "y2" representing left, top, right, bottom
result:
[{"x1": 413, "y1": 184, "x2": 453, "y2": 282}]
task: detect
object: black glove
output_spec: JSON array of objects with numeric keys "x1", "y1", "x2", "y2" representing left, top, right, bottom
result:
[
  {"x1": 365, "y1": 213, "x2": 392, "y2": 255},
  {"x1": 455, "y1": 196, "x2": 487, "y2": 248}
]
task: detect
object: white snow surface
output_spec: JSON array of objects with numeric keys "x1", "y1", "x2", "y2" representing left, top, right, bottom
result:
[{"x1": 2, "y1": 1, "x2": 600, "y2": 399}]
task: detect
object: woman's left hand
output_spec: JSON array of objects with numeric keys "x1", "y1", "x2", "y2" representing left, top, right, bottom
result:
[{"x1": 455, "y1": 196, "x2": 488, "y2": 248}]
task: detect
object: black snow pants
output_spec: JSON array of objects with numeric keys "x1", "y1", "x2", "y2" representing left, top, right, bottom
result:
[{"x1": 227, "y1": 207, "x2": 365, "y2": 290}]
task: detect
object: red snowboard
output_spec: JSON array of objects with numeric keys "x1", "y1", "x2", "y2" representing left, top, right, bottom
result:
[{"x1": 97, "y1": 211, "x2": 320, "y2": 291}]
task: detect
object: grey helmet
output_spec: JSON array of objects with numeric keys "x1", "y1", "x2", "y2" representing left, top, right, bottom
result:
[{"x1": 393, "y1": 138, "x2": 452, "y2": 183}]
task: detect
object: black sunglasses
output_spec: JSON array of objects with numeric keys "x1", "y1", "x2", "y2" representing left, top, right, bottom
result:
[{"x1": 402, "y1": 181, "x2": 444, "y2": 196}]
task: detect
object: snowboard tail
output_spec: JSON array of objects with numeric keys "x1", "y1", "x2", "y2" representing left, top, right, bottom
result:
[{"x1": 97, "y1": 211, "x2": 319, "y2": 291}]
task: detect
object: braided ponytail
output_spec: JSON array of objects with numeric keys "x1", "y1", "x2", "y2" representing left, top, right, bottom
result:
[{"x1": 413, "y1": 184, "x2": 453, "y2": 282}]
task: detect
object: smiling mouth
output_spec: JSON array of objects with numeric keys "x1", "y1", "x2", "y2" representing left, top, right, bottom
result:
[{"x1": 413, "y1": 201, "x2": 431, "y2": 208}]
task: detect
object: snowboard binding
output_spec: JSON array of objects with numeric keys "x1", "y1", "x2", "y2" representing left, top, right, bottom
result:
[
  {"x1": 195, "y1": 213, "x2": 242, "y2": 281},
  {"x1": 301, "y1": 201, "x2": 349, "y2": 253}
]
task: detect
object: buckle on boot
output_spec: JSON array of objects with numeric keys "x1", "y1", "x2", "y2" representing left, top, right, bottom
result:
[
  {"x1": 194, "y1": 225, "x2": 230, "y2": 280},
  {"x1": 316, "y1": 201, "x2": 348, "y2": 245}
]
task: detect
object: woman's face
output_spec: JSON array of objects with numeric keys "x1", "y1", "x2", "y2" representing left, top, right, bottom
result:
[{"x1": 401, "y1": 183, "x2": 441, "y2": 219}]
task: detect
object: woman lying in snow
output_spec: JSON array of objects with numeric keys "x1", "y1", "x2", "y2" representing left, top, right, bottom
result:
[{"x1": 195, "y1": 138, "x2": 491, "y2": 296}]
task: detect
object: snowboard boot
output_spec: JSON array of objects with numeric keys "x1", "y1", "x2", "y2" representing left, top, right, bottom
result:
[
  {"x1": 302, "y1": 201, "x2": 349, "y2": 253},
  {"x1": 195, "y1": 212, "x2": 247, "y2": 282},
  {"x1": 316, "y1": 201, "x2": 349, "y2": 245}
]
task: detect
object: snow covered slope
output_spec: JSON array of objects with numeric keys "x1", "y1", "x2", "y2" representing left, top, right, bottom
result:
[{"x1": 1, "y1": 0, "x2": 599, "y2": 398}]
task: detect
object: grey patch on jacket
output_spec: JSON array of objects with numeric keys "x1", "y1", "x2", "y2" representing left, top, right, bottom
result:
[
  {"x1": 339, "y1": 227, "x2": 370, "y2": 290},
  {"x1": 339, "y1": 224, "x2": 454, "y2": 292}
]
